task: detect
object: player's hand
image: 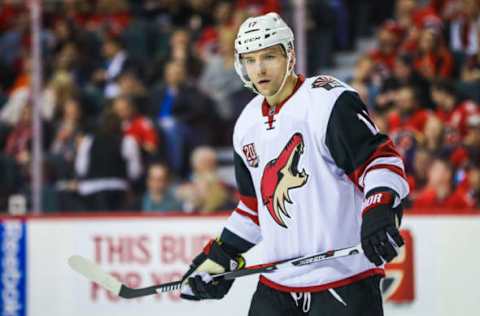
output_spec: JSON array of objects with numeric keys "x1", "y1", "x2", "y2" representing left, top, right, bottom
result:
[
  {"x1": 180, "y1": 239, "x2": 245, "y2": 300},
  {"x1": 360, "y1": 188, "x2": 404, "y2": 266}
]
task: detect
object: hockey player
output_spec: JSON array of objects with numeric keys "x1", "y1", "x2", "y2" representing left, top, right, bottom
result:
[{"x1": 180, "y1": 12, "x2": 409, "y2": 315}]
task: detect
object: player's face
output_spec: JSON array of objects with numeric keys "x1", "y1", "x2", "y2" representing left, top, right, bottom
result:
[{"x1": 241, "y1": 45, "x2": 288, "y2": 96}]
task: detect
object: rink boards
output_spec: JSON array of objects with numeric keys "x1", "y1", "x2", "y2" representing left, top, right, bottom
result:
[{"x1": 1, "y1": 212, "x2": 479, "y2": 316}]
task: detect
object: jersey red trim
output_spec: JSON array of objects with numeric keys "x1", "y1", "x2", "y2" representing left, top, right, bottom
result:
[
  {"x1": 240, "y1": 194, "x2": 258, "y2": 212},
  {"x1": 261, "y1": 75, "x2": 305, "y2": 116},
  {"x1": 348, "y1": 140, "x2": 404, "y2": 191},
  {"x1": 361, "y1": 191, "x2": 395, "y2": 215},
  {"x1": 259, "y1": 268, "x2": 385, "y2": 293},
  {"x1": 235, "y1": 208, "x2": 259, "y2": 225}
]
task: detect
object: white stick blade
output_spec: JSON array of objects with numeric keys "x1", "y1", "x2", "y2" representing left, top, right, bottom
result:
[{"x1": 68, "y1": 255, "x2": 122, "y2": 295}]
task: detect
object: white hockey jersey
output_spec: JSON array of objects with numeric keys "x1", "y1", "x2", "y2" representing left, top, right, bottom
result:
[{"x1": 221, "y1": 75, "x2": 409, "y2": 292}]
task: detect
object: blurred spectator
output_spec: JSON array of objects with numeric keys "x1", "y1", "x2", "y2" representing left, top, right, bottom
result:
[
  {"x1": 369, "y1": 20, "x2": 404, "y2": 75},
  {"x1": 91, "y1": 35, "x2": 132, "y2": 99},
  {"x1": 461, "y1": 48, "x2": 480, "y2": 88},
  {"x1": 411, "y1": 0, "x2": 445, "y2": 27},
  {"x1": 176, "y1": 146, "x2": 234, "y2": 213},
  {"x1": 463, "y1": 111, "x2": 480, "y2": 159},
  {"x1": 3, "y1": 105, "x2": 33, "y2": 179},
  {"x1": 87, "y1": 0, "x2": 131, "y2": 36},
  {"x1": 51, "y1": 18, "x2": 77, "y2": 53},
  {"x1": 306, "y1": 0, "x2": 337, "y2": 72},
  {"x1": 448, "y1": 163, "x2": 480, "y2": 209},
  {"x1": 199, "y1": 28, "x2": 243, "y2": 121},
  {"x1": 42, "y1": 70, "x2": 78, "y2": 122},
  {"x1": 349, "y1": 55, "x2": 376, "y2": 106},
  {"x1": 413, "y1": 158, "x2": 457, "y2": 208},
  {"x1": 150, "y1": 60, "x2": 219, "y2": 176},
  {"x1": 0, "y1": 54, "x2": 31, "y2": 125},
  {"x1": 0, "y1": 5, "x2": 28, "y2": 68},
  {"x1": 377, "y1": 53, "x2": 432, "y2": 113},
  {"x1": 431, "y1": 79, "x2": 458, "y2": 122},
  {"x1": 449, "y1": 0, "x2": 480, "y2": 58},
  {"x1": 112, "y1": 95, "x2": 159, "y2": 156},
  {"x1": 149, "y1": 28, "x2": 203, "y2": 84},
  {"x1": 236, "y1": 0, "x2": 281, "y2": 15},
  {"x1": 447, "y1": 110, "x2": 480, "y2": 170},
  {"x1": 187, "y1": 0, "x2": 216, "y2": 31},
  {"x1": 50, "y1": 97, "x2": 84, "y2": 179},
  {"x1": 54, "y1": 41, "x2": 96, "y2": 88},
  {"x1": 388, "y1": 85, "x2": 431, "y2": 133},
  {"x1": 422, "y1": 115, "x2": 446, "y2": 153},
  {"x1": 195, "y1": 0, "x2": 234, "y2": 60},
  {"x1": 135, "y1": 162, "x2": 182, "y2": 212},
  {"x1": 407, "y1": 147, "x2": 433, "y2": 194},
  {"x1": 116, "y1": 71, "x2": 148, "y2": 112},
  {"x1": 395, "y1": 0, "x2": 417, "y2": 30},
  {"x1": 169, "y1": 28, "x2": 193, "y2": 63},
  {"x1": 413, "y1": 26, "x2": 454, "y2": 79},
  {"x1": 431, "y1": 79, "x2": 480, "y2": 139},
  {"x1": 75, "y1": 112, "x2": 142, "y2": 211},
  {"x1": 49, "y1": 97, "x2": 85, "y2": 211},
  {"x1": 1, "y1": 66, "x2": 78, "y2": 126}
]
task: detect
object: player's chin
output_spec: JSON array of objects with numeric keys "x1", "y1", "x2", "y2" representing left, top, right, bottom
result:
[{"x1": 257, "y1": 86, "x2": 275, "y2": 97}]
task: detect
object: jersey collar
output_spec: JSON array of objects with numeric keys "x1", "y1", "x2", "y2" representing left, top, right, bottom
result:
[{"x1": 261, "y1": 74, "x2": 305, "y2": 117}]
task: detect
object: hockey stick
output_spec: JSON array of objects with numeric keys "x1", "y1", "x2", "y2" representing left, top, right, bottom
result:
[{"x1": 68, "y1": 243, "x2": 363, "y2": 299}]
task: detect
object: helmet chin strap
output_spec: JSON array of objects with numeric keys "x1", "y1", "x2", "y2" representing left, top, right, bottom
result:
[{"x1": 263, "y1": 53, "x2": 293, "y2": 100}]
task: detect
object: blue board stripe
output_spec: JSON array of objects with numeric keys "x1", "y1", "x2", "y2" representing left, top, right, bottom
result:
[{"x1": 0, "y1": 220, "x2": 27, "y2": 316}]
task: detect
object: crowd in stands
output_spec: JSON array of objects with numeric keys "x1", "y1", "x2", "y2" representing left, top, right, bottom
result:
[
  {"x1": 349, "y1": 0, "x2": 480, "y2": 211},
  {"x1": 0, "y1": 0, "x2": 281, "y2": 213},
  {"x1": 0, "y1": 0, "x2": 478, "y2": 213}
]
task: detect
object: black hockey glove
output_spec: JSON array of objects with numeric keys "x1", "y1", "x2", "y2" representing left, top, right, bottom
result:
[
  {"x1": 361, "y1": 188, "x2": 404, "y2": 266},
  {"x1": 180, "y1": 239, "x2": 245, "y2": 301}
]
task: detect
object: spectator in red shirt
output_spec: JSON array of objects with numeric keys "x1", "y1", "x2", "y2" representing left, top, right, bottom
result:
[
  {"x1": 447, "y1": 111, "x2": 480, "y2": 169},
  {"x1": 431, "y1": 79, "x2": 480, "y2": 139},
  {"x1": 448, "y1": 163, "x2": 480, "y2": 209},
  {"x1": 414, "y1": 26, "x2": 454, "y2": 79},
  {"x1": 388, "y1": 85, "x2": 431, "y2": 133},
  {"x1": 407, "y1": 147, "x2": 433, "y2": 195},
  {"x1": 413, "y1": 158, "x2": 457, "y2": 208},
  {"x1": 112, "y1": 96, "x2": 159, "y2": 156},
  {"x1": 412, "y1": 0, "x2": 444, "y2": 27},
  {"x1": 463, "y1": 112, "x2": 480, "y2": 157},
  {"x1": 195, "y1": 0, "x2": 236, "y2": 60},
  {"x1": 85, "y1": 0, "x2": 131, "y2": 36},
  {"x1": 369, "y1": 20, "x2": 404, "y2": 74},
  {"x1": 431, "y1": 79, "x2": 457, "y2": 122},
  {"x1": 235, "y1": 0, "x2": 280, "y2": 15}
]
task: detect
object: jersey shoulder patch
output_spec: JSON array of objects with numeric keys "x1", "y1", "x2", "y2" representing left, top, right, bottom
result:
[{"x1": 311, "y1": 75, "x2": 344, "y2": 90}]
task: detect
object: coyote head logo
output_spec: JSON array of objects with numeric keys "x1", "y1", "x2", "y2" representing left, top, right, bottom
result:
[{"x1": 260, "y1": 133, "x2": 309, "y2": 228}]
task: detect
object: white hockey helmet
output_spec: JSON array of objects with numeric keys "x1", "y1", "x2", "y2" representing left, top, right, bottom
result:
[{"x1": 234, "y1": 12, "x2": 295, "y2": 94}]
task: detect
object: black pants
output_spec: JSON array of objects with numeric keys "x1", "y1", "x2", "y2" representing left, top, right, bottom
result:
[{"x1": 248, "y1": 276, "x2": 383, "y2": 316}]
